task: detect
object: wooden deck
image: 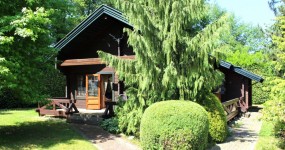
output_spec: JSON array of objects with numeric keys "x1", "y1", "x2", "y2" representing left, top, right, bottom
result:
[
  {"x1": 36, "y1": 98, "x2": 79, "y2": 117},
  {"x1": 38, "y1": 97, "x2": 242, "y2": 122}
]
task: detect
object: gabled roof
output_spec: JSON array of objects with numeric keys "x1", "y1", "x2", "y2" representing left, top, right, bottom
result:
[
  {"x1": 220, "y1": 61, "x2": 264, "y2": 82},
  {"x1": 54, "y1": 5, "x2": 132, "y2": 50},
  {"x1": 55, "y1": 5, "x2": 264, "y2": 83}
]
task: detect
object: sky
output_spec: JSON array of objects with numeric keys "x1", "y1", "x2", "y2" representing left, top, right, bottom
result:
[{"x1": 209, "y1": 0, "x2": 276, "y2": 27}]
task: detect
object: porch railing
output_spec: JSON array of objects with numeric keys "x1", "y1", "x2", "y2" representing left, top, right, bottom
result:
[
  {"x1": 222, "y1": 98, "x2": 240, "y2": 121},
  {"x1": 36, "y1": 98, "x2": 79, "y2": 117}
]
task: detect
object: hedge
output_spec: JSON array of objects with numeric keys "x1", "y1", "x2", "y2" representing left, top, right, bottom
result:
[{"x1": 200, "y1": 94, "x2": 228, "y2": 142}]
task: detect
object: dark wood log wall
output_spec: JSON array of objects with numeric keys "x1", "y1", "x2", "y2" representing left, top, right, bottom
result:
[{"x1": 219, "y1": 68, "x2": 251, "y2": 110}]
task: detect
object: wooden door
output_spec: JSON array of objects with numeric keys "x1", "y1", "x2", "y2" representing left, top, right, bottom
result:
[{"x1": 86, "y1": 74, "x2": 101, "y2": 109}]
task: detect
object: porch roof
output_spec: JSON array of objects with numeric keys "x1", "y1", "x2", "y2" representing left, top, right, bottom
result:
[
  {"x1": 60, "y1": 55, "x2": 135, "y2": 66},
  {"x1": 220, "y1": 61, "x2": 264, "y2": 82}
]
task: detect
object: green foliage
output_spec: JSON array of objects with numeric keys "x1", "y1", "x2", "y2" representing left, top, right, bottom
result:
[
  {"x1": 262, "y1": 77, "x2": 285, "y2": 149},
  {"x1": 0, "y1": 89, "x2": 23, "y2": 109},
  {"x1": 272, "y1": 16, "x2": 285, "y2": 77},
  {"x1": 140, "y1": 100, "x2": 209, "y2": 150},
  {"x1": 100, "y1": 118, "x2": 120, "y2": 134},
  {"x1": 259, "y1": 3, "x2": 285, "y2": 148},
  {"x1": 40, "y1": 68, "x2": 66, "y2": 98},
  {"x1": 214, "y1": 4, "x2": 274, "y2": 105},
  {"x1": 255, "y1": 121, "x2": 283, "y2": 150},
  {"x1": 0, "y1": 6, "x2": 56, "y2": 103},
  {"x1": 252, "y1": 79, "x2": 271, "y2": 104},
  {"x1": 99, "y1": 0, "x2": 229, "y2": 135},
  {"x1": 0, "y1": 1, "x2": 79, "y2": 106},
  {"x1": 262, "y1": 13, "x2": 285, "y2": 133},
  {"x1": 226, "y1": 49, "x2": 265, "y2": 68},
  {"x1": 222, "y1": 14, "x2": 270, "y2": 53},
  {"x1": 262, "y1": 78, "x2": 285, "y2": 122},
  {"x1": 200, "y1": 94, "x2": 227, "y2": 142},
  {"x1": 225, "y1": 48, "x2": 272, "y2": 104},
  {"x1": 72, "y1": 0, "x2": 113, "y2": 17}
]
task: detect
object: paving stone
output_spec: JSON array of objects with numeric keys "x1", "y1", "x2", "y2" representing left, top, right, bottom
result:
[{"x1": 210, "y1": 108, "x2": 262, "y2": 150}]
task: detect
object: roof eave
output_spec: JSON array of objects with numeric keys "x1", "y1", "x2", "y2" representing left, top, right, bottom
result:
[
  {"x1": 219, "y1": 61, "x2": 264, "y2": 83},
  {"x1": 54, "y1": 5, "x2": 132, "y2": 50}
]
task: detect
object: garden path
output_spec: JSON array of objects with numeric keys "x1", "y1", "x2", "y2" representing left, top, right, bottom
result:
[
  {"x1": 71, "y1": 123, "x2": 141, "y2": 150},
  {"x1": 210, "y1": 107, "x2": 263, "y2": 150},
  {"x1": 72, "y1": 107, "x2": 262, "y2": 150}
]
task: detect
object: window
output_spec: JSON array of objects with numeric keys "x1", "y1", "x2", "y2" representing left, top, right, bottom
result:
[
  {"x1": 77, "y1": 75, "x2": 86, "y2": 97},
  {"x1": 87, "y1": 75, "x2": 98, "y2": 96}
]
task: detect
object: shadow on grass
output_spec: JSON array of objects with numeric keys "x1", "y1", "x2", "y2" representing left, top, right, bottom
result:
[
  {"x1": 0, "y1": 111, "x2": 12, "y2": 115},
  {"x1": 0, "y1": 108, "x2": 37, "y2": 115},
  {"x1": 0, "y1": 119, "x2": 85, "y2": 149}
]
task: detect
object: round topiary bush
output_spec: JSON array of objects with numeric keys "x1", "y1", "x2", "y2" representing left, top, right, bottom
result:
[
  {"x1": 200, "y1": 94, "x2": 228, "y2": 142},
  {"x1": 140, "y1": 100, "x2": 209, "y2": 150}
]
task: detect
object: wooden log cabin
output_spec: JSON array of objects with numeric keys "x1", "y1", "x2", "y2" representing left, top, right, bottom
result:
[
  {"x1": 38, "y1": 5, "x2": 263, "y2": 119},
  {"x1": 217, "y1": 61, "x2": 263, "y2": 120}
]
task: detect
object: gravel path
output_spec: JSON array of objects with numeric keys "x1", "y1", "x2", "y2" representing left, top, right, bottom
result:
[
  {"x1": 211, "y1": 108, "x2": 262, "y2": 150},
  {"x1": 72, "y1": 124, "x2": 141, "y2": 150}
]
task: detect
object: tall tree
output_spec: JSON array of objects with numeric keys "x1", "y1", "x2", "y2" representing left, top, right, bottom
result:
[
  {"x1": 0, "y1": 0, "x2": 83, "y2": 107},
  {"x1": 99, "y1": 0, "x2": 229, "y2": 135},
  {"x1": 72, "y1": 0, "x2": 113, "y2": 17},
  {"x1": 0, "y1": 6, "x2": 57, "y2": 104}
]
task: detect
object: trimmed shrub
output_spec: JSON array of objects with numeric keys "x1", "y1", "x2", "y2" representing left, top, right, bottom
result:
[
  {"x1": 140, "y1": 100, "x2": 209, "y2": 150},
  {"x1": 200, "y1": 94, "x2": 228, "y2": 142}
]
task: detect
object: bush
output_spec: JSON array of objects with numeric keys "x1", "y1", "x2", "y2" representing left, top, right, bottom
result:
[
  {"x1": 252, "y1": 78, "x2": 270, "y2": 104},
  {"x1": 0, "y1": 88, "x2": 37, "y2": 109},
  {"x1": 100, "y1": 118, "x2": 120, "y2": 134},
  {"x1": 200, "y1": 94, "x2": 228, "y2": 142},
  {"x1": 261, "y1": 77, "x2": 285, "y2": 149},
  {"x1": 140, "y1": 100, "x2": 209, "y2": 150}
]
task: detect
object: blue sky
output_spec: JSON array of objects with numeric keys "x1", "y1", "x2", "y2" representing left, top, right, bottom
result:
[{"x1": 209, "y1": 0, "x2": 275, "y2": 27}]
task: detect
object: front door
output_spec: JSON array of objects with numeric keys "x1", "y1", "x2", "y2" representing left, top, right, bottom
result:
[{"x1": 86, "y1": 74, "x2": 101, "y2": 109}]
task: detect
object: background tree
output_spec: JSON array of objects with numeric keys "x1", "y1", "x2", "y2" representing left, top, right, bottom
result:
[
  {"x1": 99, "y1": 0, "x2": 230, "y2": 135},
  {"x1": 0, "y1": 0, "x2": 108, "y2": 108},
  {"x1": 206, "y1": 4, "x2": 273, "y2": 104}
]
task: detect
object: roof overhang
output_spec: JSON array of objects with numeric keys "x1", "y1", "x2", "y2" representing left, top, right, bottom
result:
[
  {"x1": 60, "y1": 55, "x2": 135, "y2": 66},
  {"x1": 219, "y1": 61, "x2": 264, "y2": 82}
]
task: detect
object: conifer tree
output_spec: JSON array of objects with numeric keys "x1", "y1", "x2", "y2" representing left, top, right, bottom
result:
[{"x1": 99, "y1": 0, "x2": 229, "y2": 135}]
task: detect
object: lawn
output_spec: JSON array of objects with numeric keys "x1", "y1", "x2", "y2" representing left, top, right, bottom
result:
[
  {"x1": 0, "y1": 109, "x2": 96, "y2": 150},
  {"x1": 255, "y1": 121, "x2": 283, "y2": 150}
]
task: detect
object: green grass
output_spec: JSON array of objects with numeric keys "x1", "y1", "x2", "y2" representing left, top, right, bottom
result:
[
  {"x1": 255, "y1": 121, "x2": 282, "y2": 150},
  {"x1": 0, "y1": 109, "x2": 96, "y2": 150}
]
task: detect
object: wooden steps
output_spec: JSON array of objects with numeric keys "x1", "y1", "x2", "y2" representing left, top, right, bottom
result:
[{"x1": 67, "y1": 110, "x2": 104, "y2": 125}]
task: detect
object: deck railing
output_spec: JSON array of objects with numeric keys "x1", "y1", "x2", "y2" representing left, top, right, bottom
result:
[
  {"x1": 36, "y1": 98, "x2": 79, "y2": 117},
  {"x1": 222, "y1": 98, "x2": 240, "y2": 121}
]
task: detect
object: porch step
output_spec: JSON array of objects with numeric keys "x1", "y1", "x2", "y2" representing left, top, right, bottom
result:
[{"x1": 67, "y1": 112, "x2": 104, "y2": 125}]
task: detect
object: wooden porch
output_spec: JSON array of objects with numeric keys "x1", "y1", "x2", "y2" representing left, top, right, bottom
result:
[
  {"x1": 37, "y1": 96, "x2": 244, "y2": 123},
  {"x1": 222, "y1": 97, "x2": 244, "y2": 121},
  {"x1": 36, "y1": 98, "x2": 117, "y2": 119},
  {"x1": 36, "y1": 98, "x2": 79, "y2": 117}
]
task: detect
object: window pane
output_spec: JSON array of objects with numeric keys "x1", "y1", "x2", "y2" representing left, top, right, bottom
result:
[
  {"x1": 77, "y1": 75, "x2": 86, "y2": 96},
  {"x1": 88, "y1": 75, "x2": 98, "y2": 96}
]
